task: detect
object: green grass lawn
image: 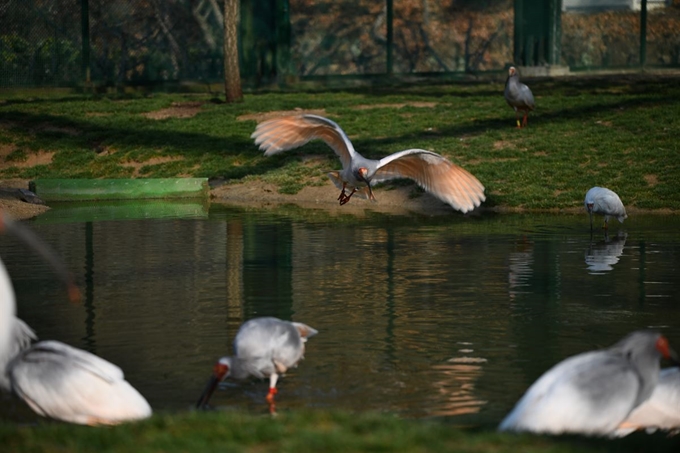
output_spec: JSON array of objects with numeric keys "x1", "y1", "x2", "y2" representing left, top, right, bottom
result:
[
  {"x1": 1, "y1": 74, "x2": 679, "y2": 211},
  {"x1": 2, "y1": 410, "x2": 679, "y2": 453},
  {"x1": 2, "y1": 77, "x2": 680, "y2": 450}
]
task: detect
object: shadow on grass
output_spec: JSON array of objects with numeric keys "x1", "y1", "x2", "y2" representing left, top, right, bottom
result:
[{"x1": 1, "y1": 78, "x2": 679, "y2": 179}]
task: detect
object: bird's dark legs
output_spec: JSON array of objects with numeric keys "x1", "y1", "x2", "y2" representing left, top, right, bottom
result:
[{"x1": 338, "y1": 184, "x2": 357, "y2": 205}]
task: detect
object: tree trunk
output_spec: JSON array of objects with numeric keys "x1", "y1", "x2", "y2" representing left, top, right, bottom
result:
[{"x1": 224, "y1": 0, "x2": 243, "y2": 103}]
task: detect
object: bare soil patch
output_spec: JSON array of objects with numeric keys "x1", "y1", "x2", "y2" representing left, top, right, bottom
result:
[
  {"x1": 644, "y1": 174, "x2": 658, "y2": 187},
  {"x1": 143, "y1": 102, "x2": 203, "y2": 120},
  {"x1": 122, "y1": 156, "x2": 185, "y2": 177},
  {"x1": 0, "y1": 144, "x2": 54, "y2": 169}
]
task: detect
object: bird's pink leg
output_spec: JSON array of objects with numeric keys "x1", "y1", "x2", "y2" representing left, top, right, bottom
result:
[
  {"x1": 266, "y1": 373, "x2": 279, "y2": 414},
  {"x1": 522, "y1": 112, "x2": 528, "y2": 128}
]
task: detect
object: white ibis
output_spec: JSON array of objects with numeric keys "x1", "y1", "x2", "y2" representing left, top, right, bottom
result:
[
  {"x1": 616, "y1": 367, "x2": 680, "y2": 436},
  {"x1": 251, "y1": 114, "x2": 485, "y2": 213},
  {"x1": 585, "y1": 187, "x2": 627, "y2": 231},
  {"x1": 196, "y1": 317, "x2": 318, "y2": 414},
  {"x1": 0, "y1": 213, "x2": 152, "y2": 425},
  {"x1": 504, "y1": 66, "x2": 535, "y2": 128},
  {"x1": 499, "y1": 331, "x2": 678, "y2": 436}
]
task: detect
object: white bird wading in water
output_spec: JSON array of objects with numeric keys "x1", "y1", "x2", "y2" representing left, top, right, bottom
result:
[
  {"x1": 504, "y1": 66, "x2": 535, "y2": 128},
  {"x1": 196, "y1": 317, "x2": 318, "y2": 414},
  {"x1": 499, "y1": 331, "x2": 679, "y2": 436},
  {"x1": 585, "y1": 186, "x2": 628, "y2": 231},
  {"x1": 251, "y1": 114, "x2": 485, "y2": 213},
  {"x1": 0, "y1": 213, "x2": 151, "y2": 426}
]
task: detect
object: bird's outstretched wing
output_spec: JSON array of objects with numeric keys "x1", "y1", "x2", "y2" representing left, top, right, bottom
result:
[
  {"x1": 374, "y1": 149, "x2": 485, "y2": 213},
  {"x1": 252, "y1": 114, "x2": 357, "y2": 169}
]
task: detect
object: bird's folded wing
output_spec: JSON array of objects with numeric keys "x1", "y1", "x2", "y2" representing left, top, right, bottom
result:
[
  {"x1": 251, "y1": 114, "x2": 356, "y2": 169},
  {"x1": 14, "y1": 340, "x2": 124, "y2": 384},
  {"x1": 374, "y1": 149, "x2": 485, "y2": 213}
]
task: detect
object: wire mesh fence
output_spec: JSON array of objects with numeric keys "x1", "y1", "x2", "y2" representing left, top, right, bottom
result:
[{"x1": 1, "y1": 0, "x2": 679, "y2": 88}]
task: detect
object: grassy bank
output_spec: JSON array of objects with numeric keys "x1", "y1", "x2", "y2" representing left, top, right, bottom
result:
[
  {"x1": 1, "y1": 74, "x2": 679, "y2": 211},
  {"x1": 2, "y1": 410, "x2": 679, "y2": 453}
]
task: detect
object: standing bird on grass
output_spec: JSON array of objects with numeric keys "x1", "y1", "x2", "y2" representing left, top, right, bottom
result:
[
  {"x1": 585, "y1": 186, "x2": 627, "y2": 231},
  {"x1": 0, "y1": 213, "x2": 152, "y2": 426},
  {"x1": 504, "y1": 66, "x2": 535, "y2": 128},
  {"x1": 499, "y1": 331, "x2": 678, "y2": 436},
  {"x1": 251, "y1": 114, "x2": 485, "y2": 213},
  {"x1": 196, "y1": 317, "x2": 318, "y2": 414}
]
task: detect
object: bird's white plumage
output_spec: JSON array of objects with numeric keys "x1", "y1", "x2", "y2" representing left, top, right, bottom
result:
[
  {"x1": 499, "y1": 331, "x2": 668, "y2": 436},
  {"x1": 0, "y1": 234, "x2": 151, "y2": 426},
  {"x1": 9, "y1": 340, "x2": 151, "y2": 425},
  {"x1": 585, "y1": 186, "x2": 627, "y2": 225},
  {"x1": 617, "y1": 367, "x2": 680, "y2": 435},
  {"x1": 251, "y1": 114, "x2": 485, "y2": 213},
  {"x1": 225, "y1": 317, "x2": 318, "y2": 380}
]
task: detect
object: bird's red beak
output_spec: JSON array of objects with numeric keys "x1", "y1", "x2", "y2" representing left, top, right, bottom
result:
[
  {"x1": 196, "y1": 362, "x2": 229, "y2": 409},
  {"x1": 357, "y1": 168, "x2": 376, "y2": 201},
  {"x1": 656, "y1": 336, "x2": 680, "y2": 365}
]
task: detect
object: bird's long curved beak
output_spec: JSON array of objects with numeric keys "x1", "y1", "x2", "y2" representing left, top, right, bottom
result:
[
  {"x1": 357, "y1": 173, "x2": 376, "y2": 202},
  {"x1": 195, "y1": 375, "x2": 220, "y2": 409},
  {"x1": 0, "y1": 211, "x2": 81, "y2": 303}
]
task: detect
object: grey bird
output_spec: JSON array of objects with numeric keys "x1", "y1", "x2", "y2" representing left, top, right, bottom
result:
[
  {"x1": 196, "y1": 317, "x2": 318, "y2": 413},
  {"x1": 499, "y1": 331, "x2": 678, "y2": 436},
  {"x1": 616, "y1": 367, "x2": 680, "y2": 436},
  {"x1": 0, "y1": 213, "x2": 151, "y2": 425},
  {"x1": 585, "y1": 186, "x2": 627, "y2": 231},
  {"x1": 251, "y1": 114, "x2": 485, "y2": 213},
  {"x1": 504, "y1": 66, "x2": 535, "y2": 128}
]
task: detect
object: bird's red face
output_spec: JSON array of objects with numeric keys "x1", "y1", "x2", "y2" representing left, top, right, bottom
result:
[
  {"x1": 213, "y1": 361, "x2": 229, "y2": 380},
  {"x1": 508, "y1": 67, "x2": 516, "y2": 77},
  {"x1": 357, "y1": 167, "x2": 368, "y2": 181},
  {"x1": 655, "y1": 335, "x2": 675, "y2": 360},
  {"x1": 586, "y1": 202, "x2": 594, "y2": 213},
  {"x1": 196, "y1": 360, "x2": 230, "y2": 409}
]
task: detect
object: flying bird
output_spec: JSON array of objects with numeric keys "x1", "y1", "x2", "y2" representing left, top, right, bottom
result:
[
  {"x1": 251, "y1": 114, "x2": 485, "y2": 213},
  {"x1": 504, "y1": 66, "x2": 535, "y2": 128},
  {"x1": 585, "y1": 186, "x2": 627, "y2": 231},
  {"x1": 499, "y1": 331, "x2": 678, "y2": 436},
  {"x1": 196, "y1": 317, "x2": 318, "y2": 414},
  {"x1": 0, "y1": 213, "x2": 152, "y2": 426}
]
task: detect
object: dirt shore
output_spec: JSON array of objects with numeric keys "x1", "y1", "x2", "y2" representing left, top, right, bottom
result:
[{"x1": 0, "y1": 178, "x2": 662, "y2": 220}]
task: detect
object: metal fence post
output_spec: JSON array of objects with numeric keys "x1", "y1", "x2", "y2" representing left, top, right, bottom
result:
[
  {"x1": 80, "y1": 0, "x2": 90, "y2": 84},
  {"x1": 640, "y1": 0, "x2": 647, "y2": 66},
  {"x1": 386, "y1": 0, "x2": 393, "y2": 75}
]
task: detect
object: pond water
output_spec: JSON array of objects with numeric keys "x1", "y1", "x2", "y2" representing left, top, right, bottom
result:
[{"x1": 1, "y1": 202, "x2": 680, "y2": 428}]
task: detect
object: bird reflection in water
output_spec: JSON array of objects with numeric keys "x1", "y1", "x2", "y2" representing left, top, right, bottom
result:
[
  {"x1": 508, "y1": 236, "x2": 534, "y2": 302},
  {"x1": 430, "y1": 342, "x2": 487, "y2": 417},
  {"x1": 585, "y1": 231, "x2": 627, "y2": 274}
]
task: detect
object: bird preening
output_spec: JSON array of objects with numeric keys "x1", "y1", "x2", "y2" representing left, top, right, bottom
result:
[
  {"x1": 196, "y1": 317, "x2": 318, "y2": 414},
  {"x1": 504, "y1": 66, "x2": 535, "y2": 128},
  {"x1": 0, "y1": 212, "x2": 152, "y2": 426},
  {"x1": 499, "y1": 330, "x2": 679, "y2": 436},
  {"x1": 585, "y1": 186, "x2": 628, "y2": 231},
  {"x1": 251, "y1": 114, "x2": 486, "y2": 214}
]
